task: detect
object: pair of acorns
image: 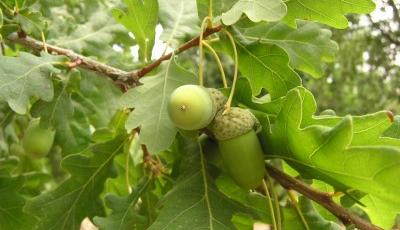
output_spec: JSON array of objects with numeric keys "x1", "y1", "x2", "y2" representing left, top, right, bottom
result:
[{"x1": 168, "y1": 85, "x2": 265, "y2": 190}]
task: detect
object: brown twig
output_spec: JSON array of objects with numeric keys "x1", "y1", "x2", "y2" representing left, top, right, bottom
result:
[
  {"x1": 7, "y1": 24, "x2": 223, "y2": 88},
  {"x1": 265, "y1": 164, "x2": 383, "y2": 230},
  {"x1": 7, "y1": 33, "x2": 135, "y2": 87},
  {"x1": 132, "y1": 24, "x2": 223, "y2": 78}
]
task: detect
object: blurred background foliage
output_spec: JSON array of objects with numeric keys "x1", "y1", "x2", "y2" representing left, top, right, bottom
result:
[{"x1": 303, "y1": 0, "x2": 400, "y2": 115}]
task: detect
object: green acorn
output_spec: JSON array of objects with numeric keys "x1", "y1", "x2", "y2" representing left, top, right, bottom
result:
[
  {"x1": 208, "y1": 107, "x2": 265, "y2": 189},
  {"x1": 22, "y1": 119, "x2": 55, "y2": 159},
  {"x1": 168, "y1": 85, "x2": 226, "y2": 131}
]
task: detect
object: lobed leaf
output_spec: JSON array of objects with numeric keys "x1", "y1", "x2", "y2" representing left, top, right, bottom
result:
[
  {"x1": 266, "y1": 87, "x2": 400, "y2": 227},
  {"x1": 0, "y1": 52, "x2": 66, "y2": 114},
  {"x1": 113, "y1": 0, "x2": 158, "y2": 62},
  {"x1": 225, "y1": 39, "x2": 301, "y2": 98},
  {"x1": 284, "y1": 0, "x2": 376, "y2": 29},
  {"x1": 235, "y1": 21, "x2": 338, "y2": 78},
  {"x1": 221, "y1": 0, "x2": 287, "y2": 25}
]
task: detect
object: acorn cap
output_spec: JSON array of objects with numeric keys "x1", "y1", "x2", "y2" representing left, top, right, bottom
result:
[
  {"x1": 208, "y1": 107, "x2": 258, "y2": 141},
  {"x1": 207, "y1": 88, "x2": 226, "y2": 112}
]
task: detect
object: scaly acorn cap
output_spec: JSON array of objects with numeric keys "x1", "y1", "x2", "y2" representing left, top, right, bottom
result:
[
  {"x1": 208, "y1": 107, "x2": 259, "y2": 141},
  {"x1": 207, "y1": 88, "x2": 226, "y2": 112}
]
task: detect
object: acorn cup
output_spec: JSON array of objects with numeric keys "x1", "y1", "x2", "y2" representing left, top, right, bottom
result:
[{"x1": 208, "y1": 107, "x2": 265, "y2": 190}]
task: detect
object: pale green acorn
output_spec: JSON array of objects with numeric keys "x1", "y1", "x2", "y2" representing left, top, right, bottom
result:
[{"x1": 168, "y1": 85, "x2": 226, "y2": 131}]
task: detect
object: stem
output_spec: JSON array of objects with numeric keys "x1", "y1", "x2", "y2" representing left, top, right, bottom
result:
[
  {"x1": 201, "y1": 41, "x2": 227, "y2": 88},
  {"x1": 287, "y1": 190, "x2": 310, "y2": 230},
  {"x1": 265, "y1": 164, "x2": 383, "y2": 230},
  {"x1": 266, "y1": 173, "x2": 282, "y2": 230},
  {"x1": 41, "y1": 31, "x2": 48, "y2": 53},
  {"x1": 262, "y1": 179, "x2": 278, "y2": 230},
  {"x1": 125, "y1": 146, "x2": 132, "y2": 194},
  {"x1": 208, "y1": 0, "x2": 213, "y2": 28},
  {"x1": 222, "y1": 29, "x2": 238, "y2": 113},
  {"x1": 198, "y1": 17, "x2": 212, "y2": 86}
]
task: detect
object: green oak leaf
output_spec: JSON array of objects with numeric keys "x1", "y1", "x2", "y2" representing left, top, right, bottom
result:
[
  {"x1": 50, "y1": 11, "x2": 127, "y2": 58},
  {"x1": 283, "y1": 87, "x2": 400, "y2": 148},
  {"x1": 0, "y1": 176, "x2": 37, "y2": 230},
  {"x1": 383, "y1": 115, "x2": 400, "y2": 139},
  {"x1": 360, "y1": 195, "x2": 400, "y2": 229},
  {"x1": 93, "y1": 177, "x2": 151, "y2": 230},
  {"x1": 14, "y1": 9, "x2": 45, "y2": 34},
  {"x1": 236, "y1": 21, "x2": 338, "y2": 78},
  {"x1": 120, "y1": 58, "x2": 196, "y2": 154},
  {"x1": 216, "y1": 174, "x2": 272, "y2": 223},
  {"x1": 113, "y1": 0, "x2": 158, "y2": 62},
  {"x1": 221, "y1": 0, "x2": 287, "y2": 25},
  {"x1": 159, "y1": 0, "x2": 200, "y2": 48},
  {"x1": 196, "y1": 0, "x2": 236, "y2": 20},
  {"x1": 74, "y1": 70, "x2": 123, "y2": 128},
  {"x1": 266, "y1": 87, "x2": 400, "y2": 222},
  {"x1": 0, "y1": 157, "x2": 19, "y2": 173},
  {"x1": 284, "y1": 0, "x2": 376, "y2": 29},
  {"x1": 283, "y1": 197, "x2": 341, "y2": 230},
  {"x1": 25, "y1": 135, "x2": 129, "y2": 230},
  {"x1": 148, "y1": 136, "x2": 251, "y2": 229},
  {"x1": 217, "y1": 37, "x2": 301, "y2": 98},
  {"x1": 234, "y1": 78, "x2": 284, "y2": 115},
  {"x1": 2, "y1": 0, "x2": 37, "y2": 9},
  {"x1": 0, "y1": 52, "x2": 66, "y2": 114}
]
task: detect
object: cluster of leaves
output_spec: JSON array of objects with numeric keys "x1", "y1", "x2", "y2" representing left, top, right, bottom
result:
[{"x1": 1, "y1": 0, "x2": 399, "y2": 230}]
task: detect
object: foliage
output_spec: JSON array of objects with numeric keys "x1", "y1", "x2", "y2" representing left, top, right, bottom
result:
[{"x1": 0, "y1": 0, "x2": 399, "y2": 230}]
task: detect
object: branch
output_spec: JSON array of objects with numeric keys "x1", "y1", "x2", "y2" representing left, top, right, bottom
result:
[
  {"x1": 7, "y1": 25, "x2": 223, "y2": 88},
  {"x1": 131, "y1": 24, "x2": 223, "y2": 78},
  {"x1": 265, "y1": 164, "x2": 383, "y2": 230},
  {"x1": 7, "y1": 33, "x2": 136, "y2": 86}
]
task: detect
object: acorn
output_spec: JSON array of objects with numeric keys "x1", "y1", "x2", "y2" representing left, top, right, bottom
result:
[
  {"x1": 168, "y1": 85, "x2": 226, "y2": 131},
  {"x1": 208, "y1": 107, "x2": 265, "y2": 189}
]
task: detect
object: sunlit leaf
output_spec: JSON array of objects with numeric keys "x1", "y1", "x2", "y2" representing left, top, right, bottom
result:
[
  {"x1": 113, "y1": 0, "x2": 158, "y2": 62},
  {"x1": 221, "y1": 0, "x2": 287, "y2": 25},
  {"x1": 284, "y1": 0, "x2": 376, "y2": 29}
]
